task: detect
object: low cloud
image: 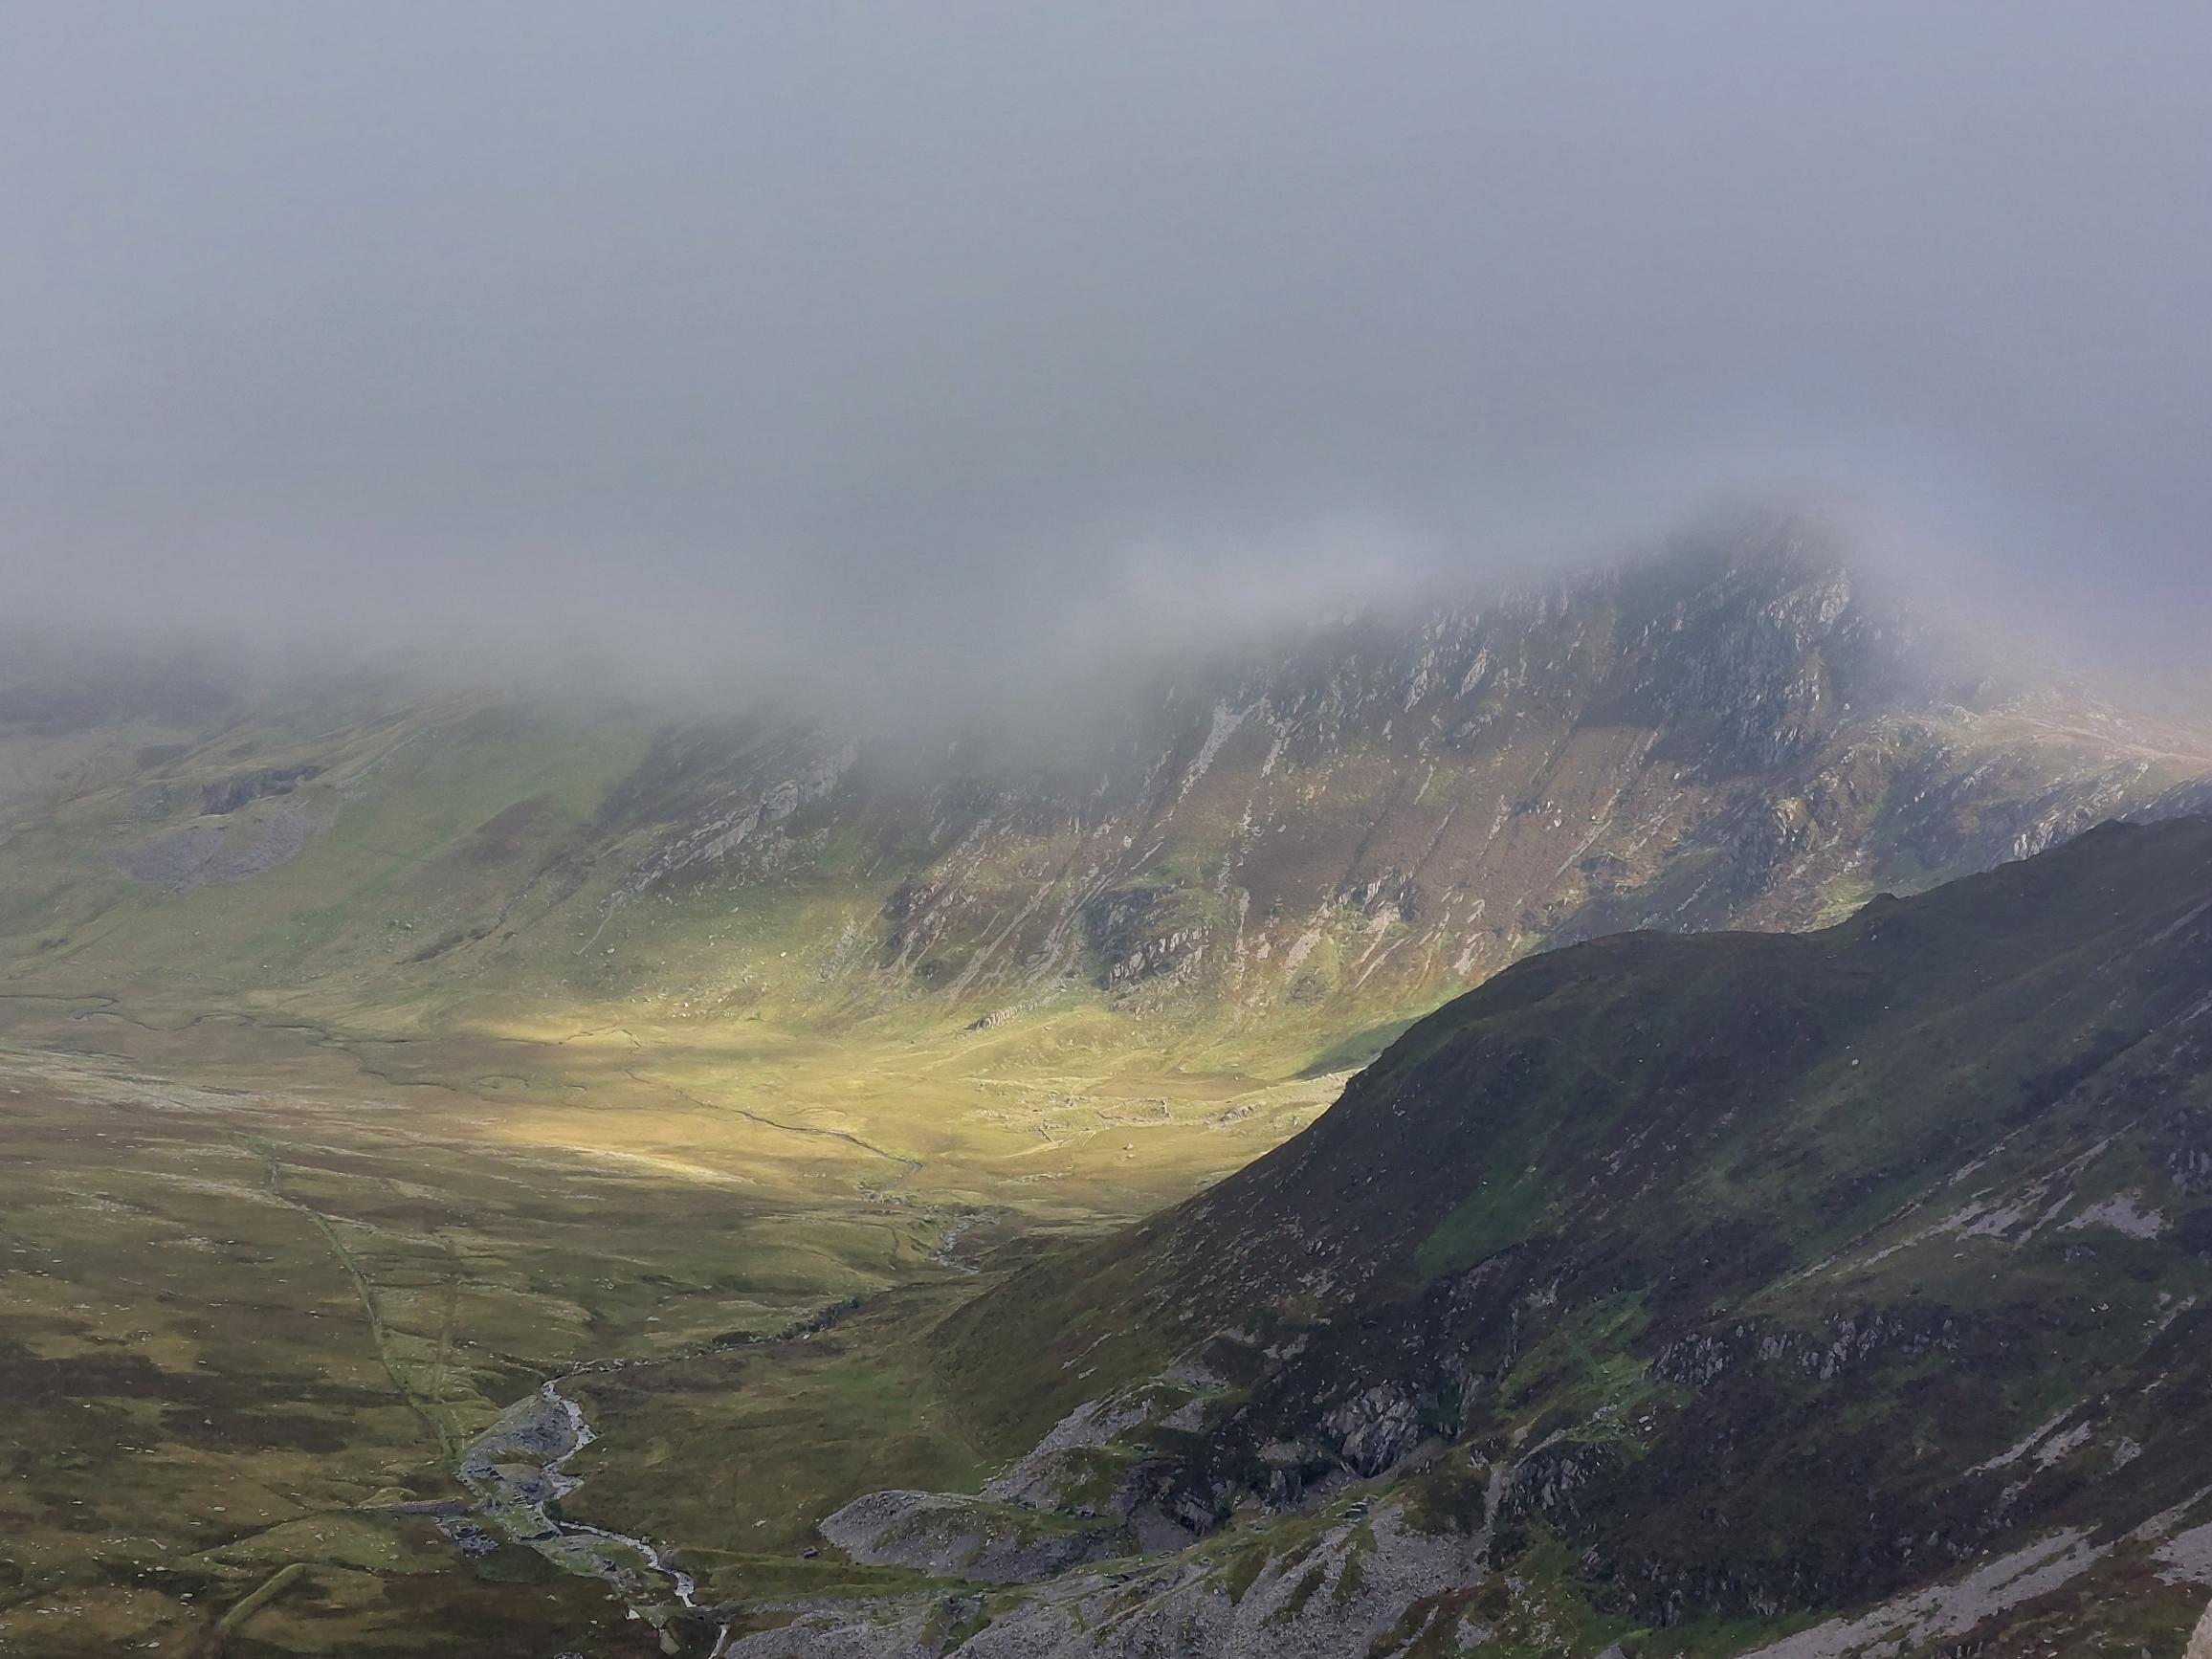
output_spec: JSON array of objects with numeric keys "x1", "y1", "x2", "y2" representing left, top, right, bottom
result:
[{"x1": 4, "y1": 5, "x2": 2207, "y2": 707}]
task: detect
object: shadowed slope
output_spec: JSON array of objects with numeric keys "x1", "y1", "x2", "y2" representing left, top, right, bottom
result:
[{"x1": 762, "y1": 815, "x2": 2212, "y2": 1653}]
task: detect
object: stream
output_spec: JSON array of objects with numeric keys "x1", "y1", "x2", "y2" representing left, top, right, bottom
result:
[
  {"x1": 454, "y1": 1372, "x2": 732, "y2": 1657},
  {"x1": 443, "y1": 1224, "x2": 966, "y2": 1654}
]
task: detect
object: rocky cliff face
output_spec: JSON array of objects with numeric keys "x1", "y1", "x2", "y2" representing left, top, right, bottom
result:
[
  {"x1": 731, "y1": 816, "x2": 2212, "y2": 1656},
  {"x1": 7, "y1": 519, "x2": 2210, "y2": 1048},
  {"x1": 523, "y1": 522, "x2": 2212, "y2": 1035},
  {"x1": 611, "y1": 524, "x2": 2204, "y2": 1031}
]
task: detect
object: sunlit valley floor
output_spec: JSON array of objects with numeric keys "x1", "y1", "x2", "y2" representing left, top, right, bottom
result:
[{"x1": 0, "y1": 992, "x2": 1341, "y2": 1656}]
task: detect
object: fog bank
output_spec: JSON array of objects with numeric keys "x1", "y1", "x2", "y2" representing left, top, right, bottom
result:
[{"x1": 5, "y1": 5, "x2": 2208, "y2": 704}]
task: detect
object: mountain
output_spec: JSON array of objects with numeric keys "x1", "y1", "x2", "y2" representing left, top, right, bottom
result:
[
  {"x1": 8, "y1": 522, "x2": 2212, "y2": 1658},
  {"x1": 5, "y1": 517, "x2": 2208, "y2": 1073},
  {"x1": 724, "y1": 813, "x2": 2212, "y2": 1657}
]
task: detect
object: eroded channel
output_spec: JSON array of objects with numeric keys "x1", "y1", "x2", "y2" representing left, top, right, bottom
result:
[{"x1": 456, "y1": 1375, "x2": 732, "y2": 1657}]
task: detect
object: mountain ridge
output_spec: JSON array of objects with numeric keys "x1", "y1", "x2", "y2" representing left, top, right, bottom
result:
[
  {"x1": 6, "y1": 519, "x2": 2208, "y2": 1072},
  {"x1": 715, "y1": 813, "x2": 2212, "y2": 1656}
]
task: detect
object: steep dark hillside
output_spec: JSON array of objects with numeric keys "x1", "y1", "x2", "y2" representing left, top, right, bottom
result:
[{"x1": 751, "y1": 818, "x2": 2212, "y2": 1655}]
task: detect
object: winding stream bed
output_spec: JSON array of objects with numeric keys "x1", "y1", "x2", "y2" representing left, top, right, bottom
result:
[{"x1": 456, "y1": 1372, "x2": 732, "y2": 1657}]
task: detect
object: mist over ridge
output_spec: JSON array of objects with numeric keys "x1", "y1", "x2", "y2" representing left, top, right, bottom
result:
[
  {"x1": 0, "y1": 497, "x2": 2168, "y2": 754},
  {"x1": 6, "y1": 4, "x2": 2211, "y2": 705}
]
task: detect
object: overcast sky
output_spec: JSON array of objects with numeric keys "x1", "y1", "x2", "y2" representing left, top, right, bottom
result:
[{"x1": 4, "y1": 4, "x2": 2208, "y2": 697}]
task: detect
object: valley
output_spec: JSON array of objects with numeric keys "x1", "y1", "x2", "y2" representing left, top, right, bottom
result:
[
  {"x1": 0, "y1": 995, "x2": 1334, "y2": 1655},
  {"x1": 6, "y1": 536, "x2": 2212, "y2": 1656}
]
